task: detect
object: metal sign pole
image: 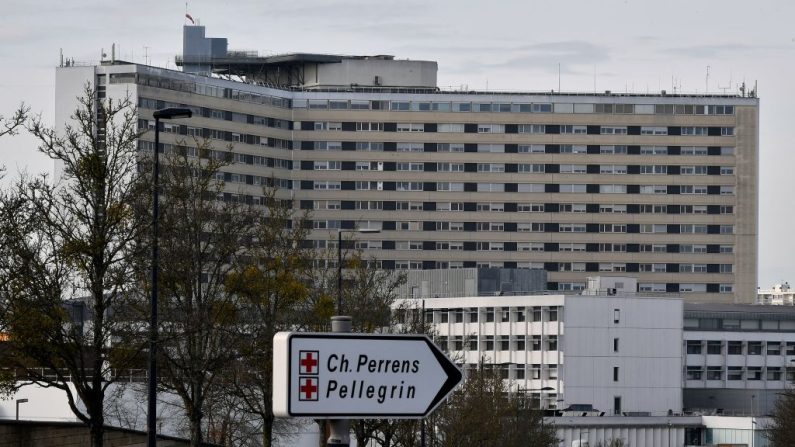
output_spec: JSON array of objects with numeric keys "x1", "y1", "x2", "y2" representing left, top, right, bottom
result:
[{"x1": 327, "y1": 316, "x2": 352, "y2": 447}]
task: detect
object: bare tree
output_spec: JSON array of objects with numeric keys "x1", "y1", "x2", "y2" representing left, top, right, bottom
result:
[
  {"x1": 0, "y1": 104, "x2": 29, "y2": 179},
  {"x1": 766, "y1": 388, "x2": 795, "y2": 447},
  {"x1": 149, "y1": 144, "x2": 255, "y2": 447},
  {"x1": 0, "y1": 88, "x2": 147, "y2": 447},
  {"x1": 433, "y1": 366, "x2": 558, "y2": 447}
]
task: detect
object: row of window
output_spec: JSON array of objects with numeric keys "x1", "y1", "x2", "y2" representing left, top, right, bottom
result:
[
  {"x1": 685, "y1": 365, "x2": 795, "y2": 382},
  {"x1": 310, "y1": 219, "x2": 735, "y2": 235},
  {"x1": 139, "y1": 120, "x2": 292, "y2": 151},
  {"x1": 139, "y1": 97, "x2": 291, "y2": 129},
  {"x1": 136, "y1": 77, "x2": 291, "y2": 108},
  {"x1": 302, "y1": 141, "x2": 736, "y2": 155},
  {"x1": 318, "y1": 240, "x2": 734, "y2": 257},
  {"x1": 307, "y1": 160, "x2": 735, "y2": 176},
  {"x1": 303, "y1": 121, "x2": 735, "y2": 136},
  {"x1": 133, "y1": 72, "x2": 741, "y2": 117},
  {"x1": 686, "y1": 340, "x2": 795, "y2": 355},
  {"x1": 684, "y1": 317, "x2": 795, "y2": 332},
  {"x1": 437, "y1": 335, "x2": 559, "y2": 352},
  {"x1": 296, "y1": 99, "x2": 736, "y2": 116},
  {"x1": 303, "y1": 180, "x2": 736, "y2": 196},
  {"x1": 427, "y1": 306, "x2": 559, "y2": 323},
  {"x1": 308, "y1": 201, "x2": 734, "y2": 215}
]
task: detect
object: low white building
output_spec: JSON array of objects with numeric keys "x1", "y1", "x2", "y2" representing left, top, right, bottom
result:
[
  {"x1": 407, "y1": 293, "x2": 684, "y2": 415},
  {"x1": 757, "y1": 282, "x2": 794, "y2": 305},
  {"x1": 682, "y1": 303, "x2": 795, "y2": 415}
]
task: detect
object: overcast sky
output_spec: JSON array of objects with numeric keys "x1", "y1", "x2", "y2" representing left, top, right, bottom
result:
[{"x1": 0, "y1": 0, "x2": 792, "y2": 291}]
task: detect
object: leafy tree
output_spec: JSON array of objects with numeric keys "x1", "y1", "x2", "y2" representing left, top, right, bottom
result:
[
  {"x1": 0, "y1": 88, "x2": 147, "y2": 447},
  {"x1": 148, "y1": 144, "x2": 255, "y2": 447},
  {"x1": 223, "y1": 189, "x2": 314, "y2": 447},
  {"x1": 766, "y1": 388, "x2": 795, "y2": 447}
]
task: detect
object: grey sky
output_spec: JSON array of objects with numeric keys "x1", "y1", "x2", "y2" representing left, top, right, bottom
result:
[{"x1": 0, "y1": 0, "x2": 791, "y2": 290}]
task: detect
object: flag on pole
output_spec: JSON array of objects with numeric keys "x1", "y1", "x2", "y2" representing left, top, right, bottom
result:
[{"x1": 186, "y1": 13, "x2": 195, "y2": 24}]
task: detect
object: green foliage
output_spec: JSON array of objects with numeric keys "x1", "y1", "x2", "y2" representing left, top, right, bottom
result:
[{"x1": 0, "y1": 87, "x2": 146, "y2": 447}]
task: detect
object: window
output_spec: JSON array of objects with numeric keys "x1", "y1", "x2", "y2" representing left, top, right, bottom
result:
[
  {"x1": 601, "y1": 126, "x2": 628, "y2": 135},
  {"x1": 614, "y1": 397, "x2": 622, "y2": 415},
  {"x1": 518, "y1": 124, "x2": 545, "y2": 133},
  {"x1": 748, "y1": 367, "x2": 762, "y2": 380},
  {"x1": 477, "y1": 163, "x2": 505, "y2": 172},
  {"x1": 560, "y1": 164, "x2": 587, "y2": 174},
  {"x1": 748, "y1": 342, "x2": 763, "y2": 355},
  {"x1": 768, "y1": 342, "x2": 781, "y2": 355},
  {"x1": 560, "y1": 145, "x2": 587, "y2": 154},
  {"x1": 706, "y1": 366, "x2": 723, "y2": 381},
  {"x1": 641, "y1": 126, "x2": 668, "y2": 135},
  {"x1": 707, "y1": 341, "x2": 722, "y2": 355},
  {"x1": 614, "y1": 309, "x2": 620, "y2": 324},
  {"x1": 613, "y1": 338, "x2": 619, "y2": 352},
  {"x1": 478, "y1": 124, "x2": 505, "y2": 133},
  {"x1": 767, "y1": 367, "x2": 782, "y2": 381},
  {"x1": 728, "y1": 341, "x2": 743, "y2": 355},
  {"x1": 727, "y1": 366, "x2": 743, "y2": 381},
  {"x1": 560, "y1": 125, "x2": 587, "y2": 134},
  {"x1": 518, "y1": 164, "x2": 545, "y2": 173},
  {"x1": 531, "y1": 336, "x2": 542, "y2": 351},
  {"x1": 518, "y1": 144, "x2": 545, "y2": 153},
  {"x1": 613, "y1": 367, "x2": 619, "y2": 382},
  {"x1": 686, "y1": 340, "x2": 702, "y2": 354},
  {"x1": 396, "y1": 123, "x2": 424, "y2": 132},
  {"x1": 686, "y1": 366, "x2": 703, "y2": 380}
]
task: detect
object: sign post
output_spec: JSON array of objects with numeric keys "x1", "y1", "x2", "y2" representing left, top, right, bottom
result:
[{"x1": 273, "y1": 331, "x2": 462, "y2": 422}]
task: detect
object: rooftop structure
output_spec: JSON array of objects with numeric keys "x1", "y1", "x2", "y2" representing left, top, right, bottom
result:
[
  {"x1": 176, "y1": 25, "x2": 437, "y2": 90},
  {"x1": 757, "y1": 282, "x2": 794, "y2": 305}
]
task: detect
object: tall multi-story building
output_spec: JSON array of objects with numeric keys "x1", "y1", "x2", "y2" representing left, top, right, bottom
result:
[{"x1": 55, "y1": 25, "x2": 759, "y2": 303}]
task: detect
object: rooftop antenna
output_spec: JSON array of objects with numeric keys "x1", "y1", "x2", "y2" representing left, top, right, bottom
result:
[
  {"x1": 59, "y1": 48, "x2": 64, "y2": 67},
  {"x1": 705, "y1": 65, "x2": 710, "y2": 93},
  {"x1": 557, "y1": 63, "x2": 561, "y2": 93},
  {"x1": 144, "y1": 46, "x2": 150, "y2": 66},
  {"x1": 111, "y1": 43, "x2": 115, "y2": 63},
  {"x1": 718, "y1": 75, "x2": 731, "y2": 94}
]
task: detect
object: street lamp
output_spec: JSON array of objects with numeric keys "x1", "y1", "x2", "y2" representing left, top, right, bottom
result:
[
  {"x1": 336, "y1": 228, "x2": 380, "y2": 315},
  {"x1": 327, "y1": 228, "x2": 380, "y2": 447},
  {"x1": 149, "y1": 107, "x2": 191, "y2": 447},
  {"x1": 15, "y1": 398, "x2": 28, "y2": 421}
]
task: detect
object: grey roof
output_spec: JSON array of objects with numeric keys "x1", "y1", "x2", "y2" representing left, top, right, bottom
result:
[{"x1": 684, "y1": 303, "x2": 795, "y2": 320}]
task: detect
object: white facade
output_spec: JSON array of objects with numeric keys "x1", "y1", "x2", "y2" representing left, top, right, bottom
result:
[
  {"x1": 682, "y1": 303, "x2": 795, "y2": 415},
  {"x1": 408, "y1": 293, "x2": 683, "y2": 415},
  {"x1": 757, "y1": 282, "x2": 794, "y2": 305}
]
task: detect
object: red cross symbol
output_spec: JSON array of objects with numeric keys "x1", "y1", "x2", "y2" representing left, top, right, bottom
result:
[
  {"x1": 299, "y1": 350, "x2": 319, "y2": 375},
  {"x1": 299, "y1": 377, "x2": 318, "y2": 401}
]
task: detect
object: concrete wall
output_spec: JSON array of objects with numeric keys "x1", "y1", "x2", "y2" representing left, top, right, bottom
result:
[
  {"x1": 563, "y1": 295, "x2": 683, "y2": 415},
  {"x1": 0, "y1": 421, "x2": 208, "y2": 447},
  {"x1": 307, "y1": 59, "x2": 437, "y2": 88}
]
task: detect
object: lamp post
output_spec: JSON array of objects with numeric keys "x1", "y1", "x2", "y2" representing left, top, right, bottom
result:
[
  {"x1": 336, "y1": 228, "x2": 381, "y2": 315},
  {"x1": 15, "y1": 398, "x2": 28, "y2": 421},
  {"x1": 149, "y1": 107, "x2": 192, "y2": 447},
  {"x1": 327, "y1": 228, "x2": 380, "y2": 447}
]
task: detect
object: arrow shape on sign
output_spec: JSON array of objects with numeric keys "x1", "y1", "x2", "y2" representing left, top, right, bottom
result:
[{"x1": 273, "y1": 332, "x2": 463, "y2": 418}]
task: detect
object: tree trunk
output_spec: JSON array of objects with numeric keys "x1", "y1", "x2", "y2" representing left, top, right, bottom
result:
[
  {"x1": 190, "y1": 413, "x2": 203, "y2": 447},
  {"x1": 90, "y1": 419, "x2": 104, "y2": 447},
  {"x1": 263, "y1": 413, "x2": 274, "y2": 447}
]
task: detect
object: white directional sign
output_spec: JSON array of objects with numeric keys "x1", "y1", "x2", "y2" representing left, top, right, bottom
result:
[{"x1": 273, "y1": 332, "x2": 462, "y2": 418}]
